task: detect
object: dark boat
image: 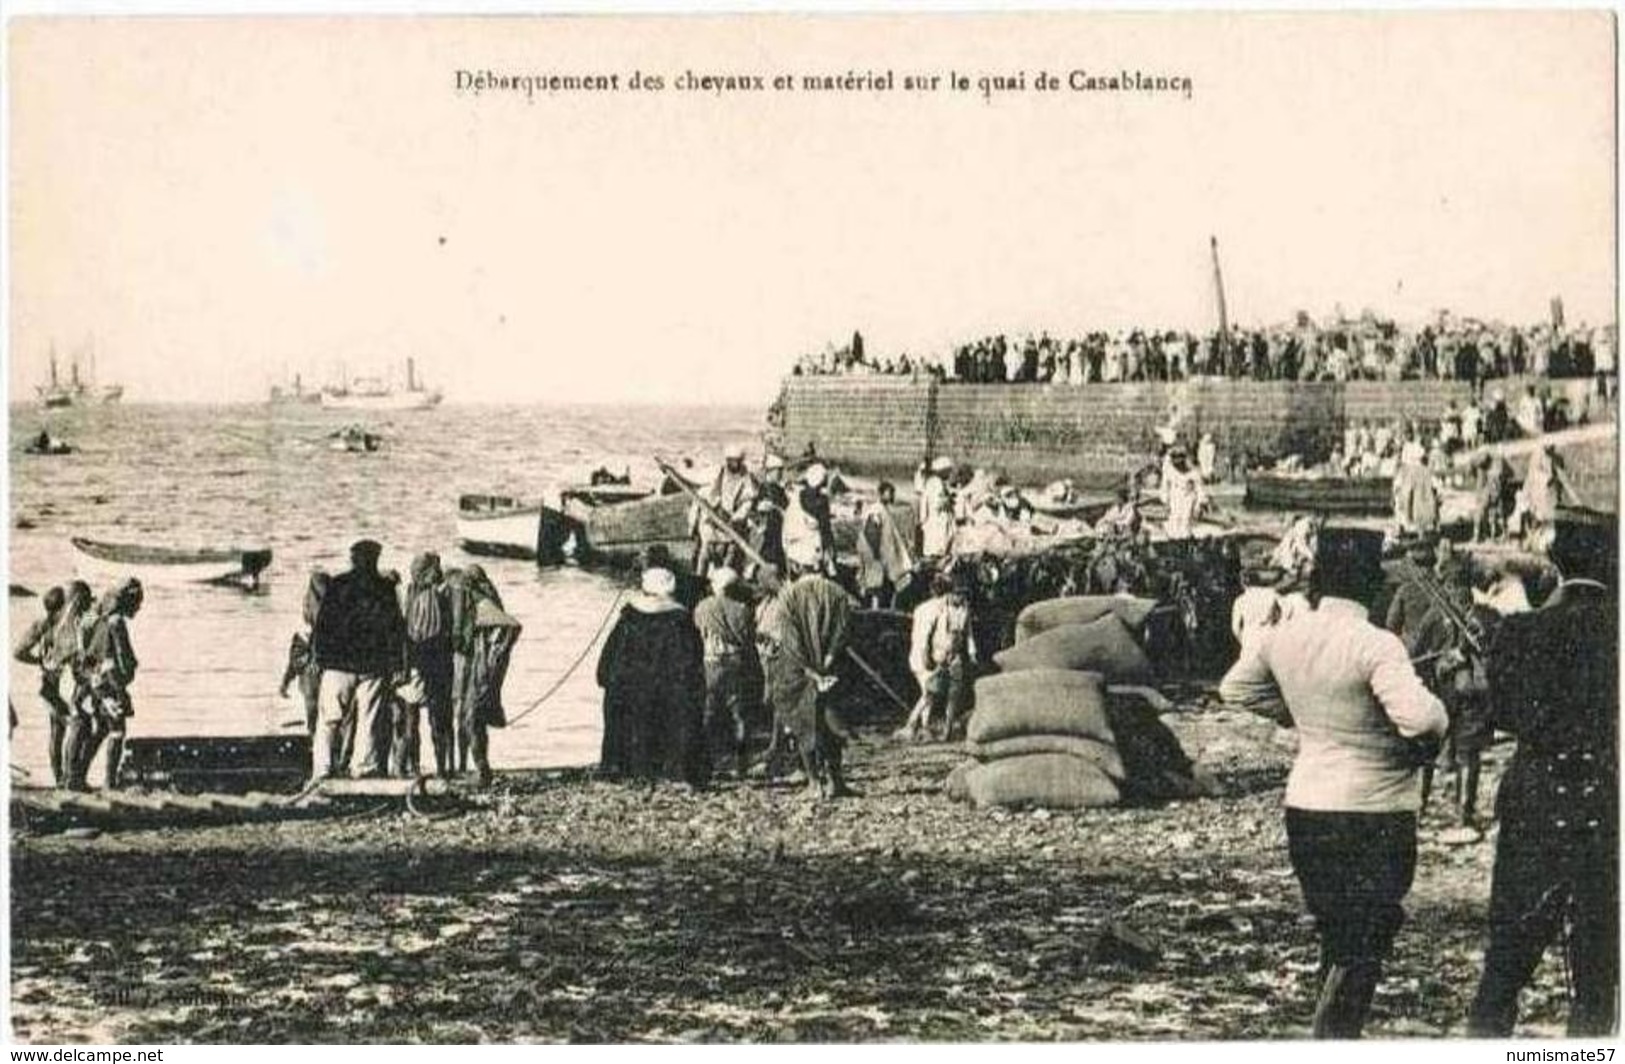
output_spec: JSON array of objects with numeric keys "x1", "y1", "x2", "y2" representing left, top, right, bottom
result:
[
  {"x1": 543, "y1": 484, "x2": 694, "y2": 569},
  {"x1": 71, "y1": 537, "x2": 273, "y2": 589},
  {"x1": 1243, "y1": 471, "x2": 1393, "y2": 514}
]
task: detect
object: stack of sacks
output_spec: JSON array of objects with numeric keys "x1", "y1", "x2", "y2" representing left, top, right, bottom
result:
[
  {"x1": 993, "y1": 611, "x2": 1152, "y2": 683},
  {"x1": 944, "y1": 594, "x2": 1214, "y2": 809},
  {"x1": 1012, "y1": 595, "x2": 1159, "y2": 645},
  {"x1": 946, "y1": 669, "x2": 1124, "y2": 810}
]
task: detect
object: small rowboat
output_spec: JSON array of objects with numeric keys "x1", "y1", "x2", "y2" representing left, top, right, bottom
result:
[
  {"x1": 71, "y1": 537, "x2": 273, "y2": 590},
  {"x1": 457, "y1": 494, "x2": 544, "y2": 560},
  {"x1": 1243, "y1": 472, "x2": 1393, "y2": 514}
]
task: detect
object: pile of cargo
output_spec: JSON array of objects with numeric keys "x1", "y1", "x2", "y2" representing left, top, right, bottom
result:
[{"x1": 945, "y1": 595, "x2": 1216, "y2": 811}]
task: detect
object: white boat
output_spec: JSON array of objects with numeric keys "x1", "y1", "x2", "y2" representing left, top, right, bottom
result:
[
  {"x1": 71, "y1": 538, "x2": 273, "y2": 590},
  {"x1": 456, "y1": 495, "x2": 543, "y2": 559},
  {"x1": 322, "y1": 358, "x2": 443, "y2": 411}
]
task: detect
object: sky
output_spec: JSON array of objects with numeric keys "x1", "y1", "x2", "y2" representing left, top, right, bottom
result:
[{"x1": 6, "y1": 11, "x2": 1617, "y2": 405}]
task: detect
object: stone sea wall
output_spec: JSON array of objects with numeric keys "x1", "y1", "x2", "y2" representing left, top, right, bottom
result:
[{"x1": 774, "y1": 375, "x2": 1608, "y2": 490}]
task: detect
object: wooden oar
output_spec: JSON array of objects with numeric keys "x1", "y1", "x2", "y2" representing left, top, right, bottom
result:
[{"x1": 654, "y1": 455, "x2": 912, "y2": 714}]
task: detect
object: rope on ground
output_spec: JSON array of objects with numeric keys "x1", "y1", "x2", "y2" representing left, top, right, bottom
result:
[
  {"x1": 404, "y1": 773, "x2": 466, "y2": 821},
  {"x1": 504, "y1": 590, "x2": 627, "y2": 728}
]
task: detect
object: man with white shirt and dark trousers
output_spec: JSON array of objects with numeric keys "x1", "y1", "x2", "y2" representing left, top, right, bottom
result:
[{"x1": 1220, "y1": 528, "x2": 1449, "y2": 1039}]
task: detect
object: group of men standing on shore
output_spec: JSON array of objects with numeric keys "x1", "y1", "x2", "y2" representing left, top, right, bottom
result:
[
  {"x1": 596, "y1": 535, "x2": 863, "y2": 800},
  {"x1": 13, "y1": 577, "x2": 143, "y2": 791},
  {"x1": 287, "y1": 540, "x2": 521, "y2": 786}
]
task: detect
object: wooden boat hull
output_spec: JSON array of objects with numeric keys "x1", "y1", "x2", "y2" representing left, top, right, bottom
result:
[
  {"x1": 71, "y1": 538, "x2": 273, "y2": 589},
  {"x1": 562, "y1": 491, "x2": 694, "y2": 568},
  {"x1": 1244, "y1": 473, "x2": 1393, "y2": 514},
  {"x1": 457, "y1": 494, "x2": 543, "y2": 560}
]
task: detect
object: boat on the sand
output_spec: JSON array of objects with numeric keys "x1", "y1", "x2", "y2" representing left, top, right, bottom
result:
[
  {"x1": 71, "y1": 537, "x2": 273, "y2": 589},
  {"x1": 1243, "y1": 471, "x2": 1393, "y2": 514}
]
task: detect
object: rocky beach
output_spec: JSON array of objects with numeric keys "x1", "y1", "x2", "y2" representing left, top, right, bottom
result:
[{"x1": 10, "y1": 705, "x2": 1569, "y2": 1044}]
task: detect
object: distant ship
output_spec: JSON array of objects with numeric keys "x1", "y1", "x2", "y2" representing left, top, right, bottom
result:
[
  {"x1": 36, "y1": 342, "x2": 123, "y2": 408},
  {"x1": 320, "y1": 358, "x2": 443, "y2": 411},
  {"x1": 269, "y1": 372, "x2": 322, "y2": 405}
]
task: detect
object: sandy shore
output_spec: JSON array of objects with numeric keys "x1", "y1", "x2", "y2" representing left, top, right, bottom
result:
[{"x1": 10, "y1": 705, "x2": 1570, "y2": 1043}]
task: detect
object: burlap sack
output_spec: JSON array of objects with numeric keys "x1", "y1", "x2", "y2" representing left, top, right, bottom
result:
[
  {"x1": 944, "y1": 758, "x2": 976, "y2": 803},
  {"x1": 964, "y1": 753, "x2": 1122, "y2": 810},
  {"x1": 993, "y1": 614, "x2": 1152, "y2": 683},
  {"x1": 1014, "y1": 595, "x2": 1159, "y2": 643},
  {"x1": 965, "y1": 733, "x2": 1126, "y2": 781},
  {"x1": 967, "y1": 669, "x2": 1111, "y2": 744},
  {"x1": 1105, "y1": 699, "x2": 1205, "y2": 800}
]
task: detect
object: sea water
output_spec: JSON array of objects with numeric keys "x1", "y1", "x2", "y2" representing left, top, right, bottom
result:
[{"x1": 7, "y1": 402, "x2": 761, "y2": 779}]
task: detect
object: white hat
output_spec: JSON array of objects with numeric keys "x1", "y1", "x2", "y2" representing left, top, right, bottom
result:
[
  {"x1": 708, "y1": 566, "x2": 738, "y2": 593},
  {"x1": 931, "y1": 456, "x2": 954, "y2": 474},
  {"x1": 804, "y1": 463, "x2": 828, "y2": 488},
  {"x1": 641, "y1": 567, "x2": 678, "y2": 598},
  {"x1": 723, "y1": 443, "x2": 746, "y2": 461},
  {"x1": 763, "y1": 453, "x2": 786, "y2": 471}
]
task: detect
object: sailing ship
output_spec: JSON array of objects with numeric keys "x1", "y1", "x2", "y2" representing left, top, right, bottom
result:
[
  {"x1": 35, "y1": 342, "x2": 123, "y2": 408},
  {"x1": 321, "y1": 358, "x2": 443, "y2": 411}
]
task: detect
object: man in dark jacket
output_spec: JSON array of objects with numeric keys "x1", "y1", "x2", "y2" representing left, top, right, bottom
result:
[
  {"x1": 310, "y1": 539, "x2": 406, "y2": 780},
  {"x1": 1467, "y1": 575, "x2": 1617, "y2": 1037}
]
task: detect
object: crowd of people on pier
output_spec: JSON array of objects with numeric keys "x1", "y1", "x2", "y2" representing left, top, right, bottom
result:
[
  {"x1": 792, "y1": 315, "x2": 1616, "y2": 389},
  {"x1": 791, "y1": 331, "x2": 947, "y2": 380}
]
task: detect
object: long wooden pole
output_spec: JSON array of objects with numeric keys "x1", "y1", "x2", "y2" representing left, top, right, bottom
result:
[
  {"x1": 654, "y1": 456, "x2": 913, "y2": 713},
  {"x1": 1211, "y1": 235, "x2": 1230, "y2": 367}
]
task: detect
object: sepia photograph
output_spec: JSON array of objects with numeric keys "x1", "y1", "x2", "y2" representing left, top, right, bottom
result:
[{"x1": 4, "y1": 7, "x2": 1618, "y2": 1046}]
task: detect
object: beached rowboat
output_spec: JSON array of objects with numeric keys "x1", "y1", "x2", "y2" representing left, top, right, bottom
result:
[
  {"x1": 1243, "y1": 472, "x2": 1393, "y2": 514},
  {"x1": 70, "y1": 537, "x2": 273, "y2": 589}
]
